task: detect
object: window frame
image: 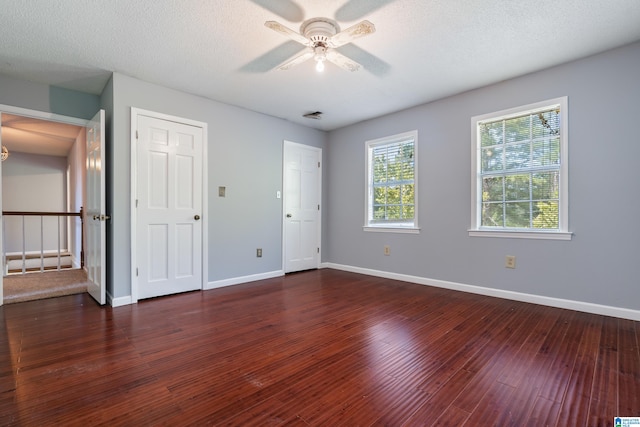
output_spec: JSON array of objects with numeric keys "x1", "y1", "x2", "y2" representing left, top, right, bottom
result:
[
  {"x1": 469, "y1": 97, "x2": 572, "y2": 240},
  {"x1": 364, "y1": 130, "x2": 419, "y2": 234}
]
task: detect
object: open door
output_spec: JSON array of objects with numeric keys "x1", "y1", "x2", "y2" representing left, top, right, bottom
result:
[
  {"x1": 0, "y1": 112, "x2": 3, "y2": 306},
  {"x1": 86, "y1": 109, "x2": 106, "y2": 305}
]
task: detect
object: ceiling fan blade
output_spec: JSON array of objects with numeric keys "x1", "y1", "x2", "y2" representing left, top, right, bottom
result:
[
  {"x1": 277, "y1": 48, "x2": 314, "y2": 70},
  {"x1": 265, "y1": 21, "x2": 310, "y2": 46},
  {"x1": 335, "y1": 0, "x2": 395, "y2": 21},
  {"x1": 329, "y1": 20, "x2": 376, "y2": 48},
  {"x1": 249, "y1": 0, "x2": 304, "y2": 22},
  {"x1": 326, "y1": 50, "x2": 361, "y2": 72},
  {"x1": 335, "y1": 44, "x2": 391, "y2": 77},
  {"x1": 240, "y1": 41, "x2": 309, "y2": 73}
]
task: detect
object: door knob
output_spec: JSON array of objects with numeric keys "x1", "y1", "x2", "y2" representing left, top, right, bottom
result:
[
  {"x1": 194, "y1": 215, "x2": 201, "y2": 220},
  {"x1": 286, "y1": 213, "x2": 292, "y2": 218}
]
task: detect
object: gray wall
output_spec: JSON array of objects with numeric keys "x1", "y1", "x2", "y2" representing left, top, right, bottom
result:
[
  {"x1": 100, "y1": 76, "x2": 114, "y2": 298},
  {"x1": 67, "y1": 130, "x2": 86, "y2": 266},
  {"x1": 0, "y1": 75, "x2": 100, "y2": 120},
  {"x1": 2, "y1": 42, "x2": 638, "y2": 312},
  {"x1": 109, "y1": 73, "x2": 327, "y2": 299},
  {"x1": 325, "y1": 42, "x2": 640, "y2": 311},
  {"x1": 2, "y1": 152, "x2": 68, "y2": 253}
]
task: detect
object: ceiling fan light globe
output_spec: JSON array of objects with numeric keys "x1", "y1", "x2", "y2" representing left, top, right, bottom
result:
[{"x1": 315, "y1": 59, "x2": 325, "y2": 72}]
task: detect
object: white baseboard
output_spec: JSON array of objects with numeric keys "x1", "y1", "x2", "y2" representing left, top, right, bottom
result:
[
  {"x1": 71, "y1": 254, "x2": 81, "y2": 269},
  {"x1": 206, "y1": 270, "x2": 284, "y2": 290},
  {"x1": 106, "y1": 270, "x2": 284, "y2": 306},
  {"x1": 109, "y1": 293, "x2": 133, "y2": 307},
  {"x1": 322, "y1": 262, "x2": 640, "y2": 321}
]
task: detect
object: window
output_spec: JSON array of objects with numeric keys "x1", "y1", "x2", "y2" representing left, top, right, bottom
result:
[
  {"x1": 470, "y1": 97, "x2": 571, "y2": 240},
  {"x1": 365, "y1": 130, "x2": 418, "y2": 233}
]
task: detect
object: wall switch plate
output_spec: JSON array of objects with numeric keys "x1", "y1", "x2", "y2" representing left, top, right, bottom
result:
[
  {"x1": 505, "y1": 255, "x2": 516, "y2": 269},
  {"x1": 257, "y1": 248, "x2": 262, "y2": 258},
  {"x1": 384, "y1": 245, "x2": 391, "y2": 256},
  {"x1": 218, "y1": 186, "x2": 226, "y2": 197}
]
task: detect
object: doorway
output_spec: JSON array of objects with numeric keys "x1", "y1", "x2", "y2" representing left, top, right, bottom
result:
[{"x1": 0, "y1": 106, "x2": 101, "y2": 305}]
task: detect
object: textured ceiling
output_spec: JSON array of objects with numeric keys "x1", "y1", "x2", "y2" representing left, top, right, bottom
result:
[{"x1": 0, "y1": 0, "x2": 639, "y2": 132}]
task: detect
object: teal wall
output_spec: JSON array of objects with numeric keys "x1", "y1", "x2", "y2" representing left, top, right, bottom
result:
[{"x1": 0, "y1": 75, "x2": 99, "y2": 119}]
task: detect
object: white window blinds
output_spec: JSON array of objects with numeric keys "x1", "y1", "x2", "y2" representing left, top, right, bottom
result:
[
  {"x1": 477, "y1": 104, "x2": 563, "y2": 230},
  {"x1": 366, "y1": 131, "x2": 418, "y2": 231}
]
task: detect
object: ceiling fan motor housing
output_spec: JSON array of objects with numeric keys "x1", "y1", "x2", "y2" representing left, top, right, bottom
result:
[{"x1": 302, "y1": 19, "x2": 338, "y2": 47}]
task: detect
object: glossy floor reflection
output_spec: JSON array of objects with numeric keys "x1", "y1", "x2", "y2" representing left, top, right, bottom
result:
[{"x1": 0, "y1": 269, "x2": 638, "y2": 425}]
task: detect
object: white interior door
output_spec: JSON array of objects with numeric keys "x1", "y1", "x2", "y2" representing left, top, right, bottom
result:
[
  {"x1": 0, "y1": 112, "x2": 4, "y2": 305},
  {"x1": 283, "y1": 141, "x2": 321, "y2": 273},
  {"x1": 86, "y1": 109, "x2": 106, "y2": 305},
  {"x1": 136, "y1": 113, "x2": 203, "y2": 300}
]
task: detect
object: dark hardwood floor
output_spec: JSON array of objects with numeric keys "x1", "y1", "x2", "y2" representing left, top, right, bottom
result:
[{"x1": 1, "y1": 269, "x2": 638, "y2": 426}]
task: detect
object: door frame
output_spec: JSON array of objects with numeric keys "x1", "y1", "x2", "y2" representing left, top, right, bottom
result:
[
  {"x1": 282, "y1": 140, "x2": 322, "y2": 273},
  {"x1": 0, "y1": 104, "x2": 90, "y2": 306},
  {"x1": 130, "y1": 108, "x2": 208, "y2": 303}
]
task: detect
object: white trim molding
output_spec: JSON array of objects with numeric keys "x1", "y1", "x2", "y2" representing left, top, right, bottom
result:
[
  {"x1": 108, "y1": 293, "x2": 133, "y2": 307},
  {"x1": 365, "y1": 130, "x2": 419, "y2": 232},
  {"x1": 322, "y1": 263, "x2": 640, "y2": 321},
  {"x1": 130, "y1": 107, "x2": 208, "y2": 304},
  {"x1": 109, "y1": 270, "x2": 284, "y2": 306},
  {"x1": 470, "y1": 97, "x2": 570, "y2": 239},
  {"x1": 467, "y1": 230, "x2": 573, "y2": 240},
  {"x1": 206, "y1": 270, "x2": 284, "y2": 290}
]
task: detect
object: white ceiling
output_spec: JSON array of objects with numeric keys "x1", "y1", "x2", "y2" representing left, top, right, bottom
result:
[
  {"x1": 0, "y1": 0, "x2": 639, "y2": 134},
  {"x1": 1, "y1": 114, "x2": 82, "y2": 157}
]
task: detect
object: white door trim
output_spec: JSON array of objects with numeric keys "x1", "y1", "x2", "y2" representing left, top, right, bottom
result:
[
  {"x1": 282, "y1": 140, "x2": 322, "y2": 273},
  {"x1": 130, "y1": 108, "x2": 208, "y2": 303},
  {"x1": 0, "y1": 104, "x2": 89, "y2": 127}
]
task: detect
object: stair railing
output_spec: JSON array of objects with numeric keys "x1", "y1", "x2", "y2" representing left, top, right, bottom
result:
[{"x1": 2, "y1": 208, "x2": 84, "y2": 275}]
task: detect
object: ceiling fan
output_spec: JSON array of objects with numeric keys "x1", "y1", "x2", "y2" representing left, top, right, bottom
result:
[{"x1": 265, "y1": 18, "x2": 375, "y2": 72}]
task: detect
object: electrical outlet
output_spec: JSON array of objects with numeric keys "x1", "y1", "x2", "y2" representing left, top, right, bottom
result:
[
  {"x1": 384, "y1": 245, "x2": 391, "y2": 256},
  {"x1": 256, "y1": 248, "x2": 262, "y2": 258},
  {"x1": 505, "y1": 255, "x2": 516, "y2": 269}
]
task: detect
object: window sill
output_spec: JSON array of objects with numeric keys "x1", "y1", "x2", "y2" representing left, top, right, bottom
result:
[
  {"x1": 468, "y1": 229, "x2": 572, "y2": 240},
  {"x1": 364, "y1": 226, "x2": 420, "y2": 234}
]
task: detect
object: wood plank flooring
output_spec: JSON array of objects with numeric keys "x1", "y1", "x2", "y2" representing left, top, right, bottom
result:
[{"x1": 0, "y1": 269, "x2": 638, "y2": 426}]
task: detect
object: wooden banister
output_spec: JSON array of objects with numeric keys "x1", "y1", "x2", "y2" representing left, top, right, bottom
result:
[{"x1": 2, "y1": 209, "x2": 85, "y2": 273}]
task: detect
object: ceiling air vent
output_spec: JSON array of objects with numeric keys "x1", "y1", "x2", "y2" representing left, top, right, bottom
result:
[{"x1": 303, "y1": 111, "x2": 323, "y2": 120}]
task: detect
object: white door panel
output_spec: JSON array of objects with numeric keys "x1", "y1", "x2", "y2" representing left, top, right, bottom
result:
[
  {"x1": 0, "y1": 112, "x2": 3, "y2": 304},
  {"x1": 136, "y1": 114, "x2": 203, "y2": 300},
  {"x1": 283, "y1": 141, "x2": 321, "y2": 273},
  {"x1": 86, "y1": 109, "x2": 106, "y2": 305}
]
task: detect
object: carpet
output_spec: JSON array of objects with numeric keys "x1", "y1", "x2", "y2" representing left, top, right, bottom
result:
[{"x1": 3, "y1": 269, "x2": 88, "y2": 304}]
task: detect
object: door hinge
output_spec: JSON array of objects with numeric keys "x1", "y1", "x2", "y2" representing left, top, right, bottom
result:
[
  {"x1": 136, "y1": 130, "x2": 139, "y2": 139},
  {"x1": 317, "y1": 247, "x2": 320, "y2": 253},
  {"x1": 136, "y1": 199, "x2": 138, "y2": 208},
  {"x1": 318, "y1": 161, "x2": 320, "y2": 168},
  {"x1": 318, "y1": 204, "x2": 320, "y2": 210},
  {"x1": 136, "y1": 268, "x2": 138, "y2": 277}
]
